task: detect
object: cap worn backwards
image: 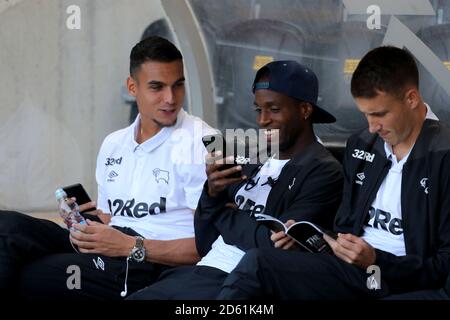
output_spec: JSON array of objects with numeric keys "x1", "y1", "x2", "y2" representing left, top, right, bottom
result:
[{"x1": 252, "y1": 60, "x2": 336, "y2": 124}]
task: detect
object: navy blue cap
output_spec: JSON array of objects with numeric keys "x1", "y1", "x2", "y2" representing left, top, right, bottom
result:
[{"x1": 252, "y1": 60, "x2": 336, "y2": 124}]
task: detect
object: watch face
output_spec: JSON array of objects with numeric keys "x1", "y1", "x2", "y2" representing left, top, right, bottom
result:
[{"x1": 131, "y1": 247, "x2": 145, "y2": 262}]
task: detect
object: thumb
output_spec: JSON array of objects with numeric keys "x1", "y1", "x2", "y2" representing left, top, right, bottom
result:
[
  {"x1": 323, "y1": 234, "x2": 336, "y2": 246},
  {"x1": 86, "y1": 219, "x2": 101, "y2": 226},
  {"x1": 285, "y1": 219, "x2": 296, "y2": 227}
]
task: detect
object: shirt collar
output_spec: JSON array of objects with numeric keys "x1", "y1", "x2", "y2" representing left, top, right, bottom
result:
[
  {"x1": 383, "y1": 103, "x2": 438, "y2": 163},
  {"x1": 384, "y1": 143, "x2": 410, "y2": 166},
  {"x1": 424, "y1": 103, "x2": 439, "y2": 121}
]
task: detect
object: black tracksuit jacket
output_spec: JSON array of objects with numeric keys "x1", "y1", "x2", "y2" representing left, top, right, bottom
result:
[
  {"x1": 194, "y1": 141, "x2": 343, "y2": 257},
  {"x1": 335, "y1": 119, "x2": 450, "y2": 292}
]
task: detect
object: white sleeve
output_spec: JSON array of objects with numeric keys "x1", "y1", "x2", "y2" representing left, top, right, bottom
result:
[
  {"x1": 95, "y1": 140, "x2": 111, "y2": 214},
  {"x1": 182, "y1": 162, "x2": 208, "y2": 210},
  {"x1": 172, "y1": 119, "x2": 217, "y2": 210},
  {"x1": 180, "y1": 128, "x2": 216, "y2": 210}
]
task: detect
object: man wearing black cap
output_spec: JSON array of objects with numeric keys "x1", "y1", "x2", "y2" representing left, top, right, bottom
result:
[
  {"x1": 127, "y1": 60, "x2": 343, "y2": 299},
  {"x1": 217, "y1": 46, "x2": 450, "y2": 300}
]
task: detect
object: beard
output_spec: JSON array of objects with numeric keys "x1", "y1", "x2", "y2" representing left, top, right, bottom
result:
[
  {"x1": 278, "y1": 132, "x2": 296, "y2": 152},
  {"x1": 152, "y1": 117, "x2": 177, "y2": 128}
]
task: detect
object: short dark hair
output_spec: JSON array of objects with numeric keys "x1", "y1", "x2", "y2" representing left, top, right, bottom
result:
[
  {"x1": 129, "y1": 36, "x2": 182, "y2": 77},
  {"x1": 351, "y1": 46, "x2": 419, "y2": 99}
]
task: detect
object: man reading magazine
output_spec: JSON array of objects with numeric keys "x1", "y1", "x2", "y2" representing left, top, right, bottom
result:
[{"x1": 254, "y1": 213, "x2": 336, "y2": 254}]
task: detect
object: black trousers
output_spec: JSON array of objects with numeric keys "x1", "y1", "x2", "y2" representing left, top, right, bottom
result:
[
  {"x1": 217, "y1": 248, "x2": 391, "y2": 300},
  {"x1": 382, "y1": 273, "x2": 450, "y2": 300},
  {"x1": 0, "y1": 210, "x2": 168, "y2": 300},
  {"x1": 128, "y1": 265, "x2": 228, "y2": 300}
]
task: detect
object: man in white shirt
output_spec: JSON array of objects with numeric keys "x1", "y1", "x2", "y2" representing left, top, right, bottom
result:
[
  {"x1": 0, "y1": 36, "x2": 214, "y2": 300},
  {"x1": 217, "y1": 46, "x2": 450, "y2": 300}
]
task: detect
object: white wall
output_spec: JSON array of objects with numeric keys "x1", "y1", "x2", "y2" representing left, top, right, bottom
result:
[{"x1": 0, "y1": 0, "x2": 165, "y2": 213}]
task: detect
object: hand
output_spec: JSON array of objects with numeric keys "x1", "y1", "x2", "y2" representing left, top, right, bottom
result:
[
  {"x1": 70, "y1": 220, "x2": 135, "y2": 257},
  {"x1": 225, "y1": 202, "x2": 238, "y2": 209},
  {"x1": 270, "y1": 219, "x2": 297, "y2": 250},
  {"x1": 78, "y1": 200, "x2": 97, "y2": 212},
  {"x1": 75, "y1": 199, "x2": 111, "y2": 224},
  {"x1": 205, "y1": 152, "x2": 247, "y2": 197},
  {"x1": 324, "y1": 233, "x2": 376, "y2": 269}
]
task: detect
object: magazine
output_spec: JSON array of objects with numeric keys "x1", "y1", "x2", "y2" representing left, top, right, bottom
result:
[{"x1": 254, "y1": 213, "x2": 337, "y2": 254}]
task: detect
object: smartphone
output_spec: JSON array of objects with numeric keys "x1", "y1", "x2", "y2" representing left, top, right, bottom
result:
[
  {"x1": 202, "y1": 134, "x2": 249, "y2": 178},
  {"x1": 62, "y1": 183, "x2": 103, "y2": 223}
]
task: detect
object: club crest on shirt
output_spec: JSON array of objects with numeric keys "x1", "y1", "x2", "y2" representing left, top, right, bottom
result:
[
  {"x1": 153, "y1": 168, "x2": 170, "y2": 184},
  {"x1": 420, "y1": 177, "x2": 429, "y2": 194}
]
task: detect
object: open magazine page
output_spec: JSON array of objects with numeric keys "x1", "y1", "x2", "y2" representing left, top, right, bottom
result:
[
  {"x1": 254, "y1": 213, "x2": 336, "y2": 253},
  {"x1": 286, "y1": 222, "x2": 333, "y2": 254},
  {"x1": 254, "y1": 213, "x2": 287, "y2": 233}
]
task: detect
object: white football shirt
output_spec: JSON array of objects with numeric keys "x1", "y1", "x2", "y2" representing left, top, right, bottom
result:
[
  {"x1": 362, "y1": 104, "x2": 438, "y2": 256},
  {"x1": 96, "y1": 110, "x2": 216, "y2": 240},
  {"x1": 197, "y1": 157, "x2": 289, "y2": 273}
]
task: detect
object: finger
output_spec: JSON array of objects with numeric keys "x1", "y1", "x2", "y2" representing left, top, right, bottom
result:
[
  {"x1": 340, "y1": 234, "x2": 369, "y2": 251},
  {"x1": 336, "y1": 235, "x2": 360, "y2": 252},
  {"x1": 273, "y1": 236, "x2": 292, "y2": 248},
  {"x1": 323, "y1": 234, "x2": 337, "y2": 246},
  {"x1": 65, "y1": 198, "x2": 76, "y2": 206},
  {"x1": 215, "y1": 164, "x2": 242, "y2": 178},
  {"x1": 208, "y1": 173, "x2": 247, "y2": 192},
  {"x1": 285, "y1": 220, "x2": 296, "y2": 228},
  {"x1": 78, "y1": 247, "x2": 99, "y2": 254},
  {"x1": 206, "y1": 157, "x2": 241, "y2": 177},
  {"x1": 89, "y1": 209, "x2": 104, "y2": 217},
  {"x1": 270, "y1": 231, "x2": 287, "y2": 242},
  {"x1": 73, "y1": 223, "x2": 97, "y2": 235},
  {"x1": 332, "y1": 239, "x2": 358, "y2": 262},
  {"x1": 78, "y1": 201, "x2": 97, "y2": 212},
  {"x1": 274, "y1": 238, "x2": 290, "y2": 249},
  {"x1": 206, "y1": 158, "x2": 220, "y2": 176},
  {"x1": 215, "y1": 156, "x2": 235, "y2": 166},
  {"x1": 86, "y1": 219, "x2": 102, "y2": 226},
  {"x1": 69, "y1": 236, "x2": 97, "y2": 249},
  {"x1": 213, "y1": 176, "x2": 247, "y2": 189},
  {"x1": 69, "y1": 230, "x2": 83, "y2": 241},
  {"x1": 207, "y1": 154, "x2": 233, "y2": 169},
  {"x1": 72, "y1": 222, "x2": 88, "y2": 232},
  {"x1": 205, "y1": 151, "x2": 222, "y2": 164},
  {"x1": 282, "y1": 239, "x2": 296, "y2": 250},
  {"x1": 327, "y1": 237, "x2": 352, "y2": 262},
  {"x1": 206, "y1": 161, "x2": 229, "y2": 176},
  {"x1": 323, "y1": 234, "x2": 341, "y2": 256},
  {"x1": 339, "y1": 233, "x2": 360, "y2": 243},
  {"x1": 70, "y1": 230, "x2": 96, "y2": 242}
]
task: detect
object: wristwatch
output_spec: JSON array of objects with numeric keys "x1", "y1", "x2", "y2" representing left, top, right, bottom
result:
[{"x1": 129, "y1": 236, "x2": 146, "y2": 262}]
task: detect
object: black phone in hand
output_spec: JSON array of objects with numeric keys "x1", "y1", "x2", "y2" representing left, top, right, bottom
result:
[
  {"x1": 62, "y1": 183, "x2": 103, "y2": 223},
  {"x1": 202, "y1": 134, "x2": 248, "y2": 178}
]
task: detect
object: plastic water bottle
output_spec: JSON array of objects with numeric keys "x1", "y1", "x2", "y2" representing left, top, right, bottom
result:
[{"x1": 55, "y1": 188, "x2": 86, "y2": 231}]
